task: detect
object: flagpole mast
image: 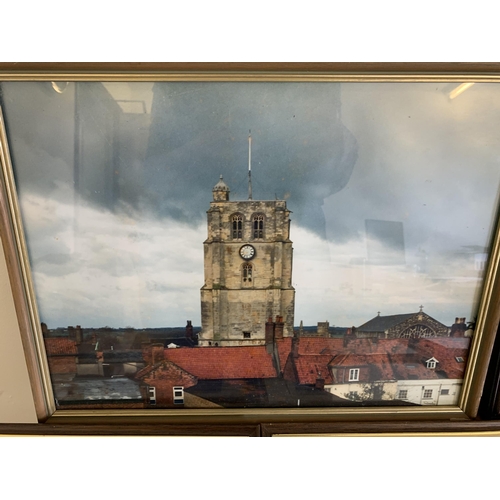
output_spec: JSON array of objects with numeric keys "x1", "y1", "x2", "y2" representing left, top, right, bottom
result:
[{"x1": 248, "y1": 129, "x2": 252, "y2": 200}]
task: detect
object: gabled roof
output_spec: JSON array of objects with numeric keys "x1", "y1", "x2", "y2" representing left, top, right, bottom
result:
[
  {"x1": 357, "y1": 313, "x2": 416, "y2": 332},
  {"x1": 163, "y1": 346, "x2": 277, "y2": 380},
  {"x1": 329, "y1": 353, "x2": 396, "y2": 381},
  {"x1": 136, "y1": 360, "x2": 198, "y2": 385}
]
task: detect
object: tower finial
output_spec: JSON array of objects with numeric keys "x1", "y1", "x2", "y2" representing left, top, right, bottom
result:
[{"x1": 248, "y1": 130, "x2": 252, "y2": 200}]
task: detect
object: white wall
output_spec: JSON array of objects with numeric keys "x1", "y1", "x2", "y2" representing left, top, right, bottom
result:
[
  {"x1": 326, "y1": 380, "x2": 398, "y2": 401},
  {"x1": 0, "y1": 237, "x2": 37, "y2": 423},
  {"x1": 396, "y1": 379, "x2": 462, "y2": 406}
]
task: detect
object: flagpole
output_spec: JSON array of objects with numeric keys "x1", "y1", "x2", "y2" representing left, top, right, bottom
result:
[{"x1": 248, "y1": 129, "x2": 252, "y2": 200}]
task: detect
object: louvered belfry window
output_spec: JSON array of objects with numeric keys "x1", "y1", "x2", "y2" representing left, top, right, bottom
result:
[
  {"x1": 253, "y1": 214, "x2": 264, "y2": 239},
  {"x1": 232, "y1": 214, "x2": 243, "y2": 239}
]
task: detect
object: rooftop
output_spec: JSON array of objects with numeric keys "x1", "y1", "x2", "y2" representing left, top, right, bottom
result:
[{"x1": 163, "y1": 345, "x2": 277, "y2": 379}]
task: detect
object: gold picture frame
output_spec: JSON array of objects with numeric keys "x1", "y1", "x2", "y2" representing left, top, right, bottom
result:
[{"x1": 1, "y1": 63, "x2": 500, "y2": 434}]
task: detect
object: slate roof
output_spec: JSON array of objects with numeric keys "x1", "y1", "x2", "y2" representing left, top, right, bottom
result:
[
  {"x1": 163, "y1": 346, "x2": 277, "y2": 379},
  {"x1": 186, "y1": 378, "x2": 347, "y2": 408},
  {"x1": 44, "y1": 338, "x2": 78, "y2": 356},
  {"x1": 102, "y1": 350, "x2": 144, "y2": 363},
  {"x1": 53, "y1": 377, "x2": 143, "y2": 403},
  {"x1": 357, "y1": 313, "x2": 416, "y2": 332}
]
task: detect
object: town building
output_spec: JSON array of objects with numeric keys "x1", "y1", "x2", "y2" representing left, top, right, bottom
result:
[
  {"x1": 355, "y1": 308, "x2": 450, "y2": 339},
  {"x1": 199, "y1": 174, "x2": 295, "y2": 346}
]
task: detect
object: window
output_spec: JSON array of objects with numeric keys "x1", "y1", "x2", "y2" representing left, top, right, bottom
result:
[
  {"x1": 253, "y1": 214, "x2": 264, "y2": 239},
  {"x1": 148, "y1": 386, "x2": 156, "y2": 405},
  {"x1": 441, "y1": 389, "x2": 450, "y2": 395},
  {"x1": 398, "y1": 390, "x2": 408, "y2": 399},
  {"x1": 232, "y1": 214, "x2": 243, "y2": 239},
  {"x1": 173, "y1": 386, "x2": 184, "y2": 404},
  {"x1": 426, "y1": 358, "x2": 438, "y2": 369},
  {"x1": 243, "y1": 331, "x2": 251, "y2": 339},
  {"x1": 348, "y1": 368, "x2": 359, "y2": 381},
  {"x1": 423, "y1": 389, "x2": 433, "y2": 399},
  {"x1": 242, "y1": 263, "x2": 253, "y2": 282},
  {"x1": 456, "y1": 356, "x2": 464, "y2": 363}
]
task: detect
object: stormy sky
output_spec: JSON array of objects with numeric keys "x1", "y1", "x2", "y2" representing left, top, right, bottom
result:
[{"x1": 1, "y1": 81, "x2": 499, "y2": 328}]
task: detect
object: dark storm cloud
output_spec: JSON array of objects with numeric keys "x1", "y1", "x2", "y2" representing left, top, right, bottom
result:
[
  {"x1": 1, "y1": 81, "x2": 357, "y2": 238},
  {"x1": 142, "y1": 82, "x2": 358, "y2": 235}
]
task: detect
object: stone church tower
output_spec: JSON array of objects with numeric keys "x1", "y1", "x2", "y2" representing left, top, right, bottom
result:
[{"x1": 199, "y1": 176, "x2": 295, "y2": 346}]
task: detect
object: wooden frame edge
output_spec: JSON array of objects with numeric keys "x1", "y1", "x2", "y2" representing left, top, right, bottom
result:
[
  {"x1": 1, "y1": 63, "x2": 500, "y2": 428},
  {"x1": 0, "y1": 108, "x2": 54, "y2": 421}
]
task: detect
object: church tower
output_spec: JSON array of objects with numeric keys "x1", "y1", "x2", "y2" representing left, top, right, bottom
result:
[{"x1": 199, "y1": 175, "x2": 295, "y2": 346}]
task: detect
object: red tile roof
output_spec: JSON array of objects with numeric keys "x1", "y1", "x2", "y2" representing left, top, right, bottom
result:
[
  {"x1": 163, "y1": 346, "x2": 277, "y2": 379},
  {"x1": 329, "y1": 353, "x2": 396, "y2": 381},
  {"x1": 294, "y1": 355, "x2": 334, "y2": 385},
  {"x1": 276, "y1": 337, "x2": 293, "y2": 371},
  {"x1": 297, "y1": 337, "x2": 344, "y2": 355},
  {"x1": 295, "y1": 336, "x2": 470, "y2": 384},
  {"x1": 44, "y1": 338, "x2": 78, "y2": 356}
]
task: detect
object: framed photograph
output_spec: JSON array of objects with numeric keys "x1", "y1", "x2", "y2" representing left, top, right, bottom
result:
[{"x1": 1, "y1": 64, "x2": 500, "y2": 428}]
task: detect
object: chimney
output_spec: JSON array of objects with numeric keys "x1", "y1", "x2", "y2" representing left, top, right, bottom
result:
[
  {"x1": 317, "y1": 321, "x2": 329, "y2": 337},
  {"x1": 151, "y1": 343, "x2": 165, "y2": 365},
  {"x1": 315, "y1": 376, "x2": 325, "y2": 390},
  {"x1": 275, "y1": 316, "x2": 284, "y2": 340},
  {"x1": 186, "y1": 320, "x2": 193, "y2": 340},
  {"x1": 292, "y1": 334, "x2": 299, "y2": 359},
  {"x1": 75, "y1": 325, "x2": 83, "y2": 345},
  {"x1": 265, "y1": 317, "x2": 275, "y2": 346},
  {"x1": 142, "y1": 342, "x2": 153, "y2": 365}
]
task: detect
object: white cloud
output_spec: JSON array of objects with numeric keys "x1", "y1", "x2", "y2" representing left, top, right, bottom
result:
[
  {"x1": 21, "y1": 191, "x2": 205, "y2": 328},
  {"x1": 292, "y1": 226, "x2": 484, "y2": 327},
  {"x1": 20, "y1": 188, "x2": 488, "y2": 330}
]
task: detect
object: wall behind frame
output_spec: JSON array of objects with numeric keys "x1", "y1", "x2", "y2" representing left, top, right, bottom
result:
[{"x1": 0, "y1": 235, "x2": 37, "y2": 423}]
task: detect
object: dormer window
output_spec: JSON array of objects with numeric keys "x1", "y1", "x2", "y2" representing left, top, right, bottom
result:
[
  {"x1": 232, "y1": 214, "x2": 243, "y2": 239},
  {"x1": 426, "y1": 357, "x2": 438, "y2": 369},
  {"x1": 253, "y1": 214, "x2": 264, "y2": 239},
  {"x1": 348, "y1": 368, "x2": 360, "y2": 381}
]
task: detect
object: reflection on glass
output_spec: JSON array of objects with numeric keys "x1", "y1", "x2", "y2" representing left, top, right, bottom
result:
[{"x1": 1, "y1": 81, "x2": 498, "y2": 409}]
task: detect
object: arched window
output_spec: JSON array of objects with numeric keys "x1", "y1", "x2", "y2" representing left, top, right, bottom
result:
[
  {"x1": 253, "y1": 214, "x2": 264, "y2": 239},
  {"x1": 242, "y1": 263, "x2": 253, "y2": 283},
  {"x1": 232, "y1": 214, "x2": 243, "y2": 239}
]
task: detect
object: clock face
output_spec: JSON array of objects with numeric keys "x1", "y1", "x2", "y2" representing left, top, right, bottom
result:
[{"x1": 239, "y1": 244, "x2": 256, "y2": 260}]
